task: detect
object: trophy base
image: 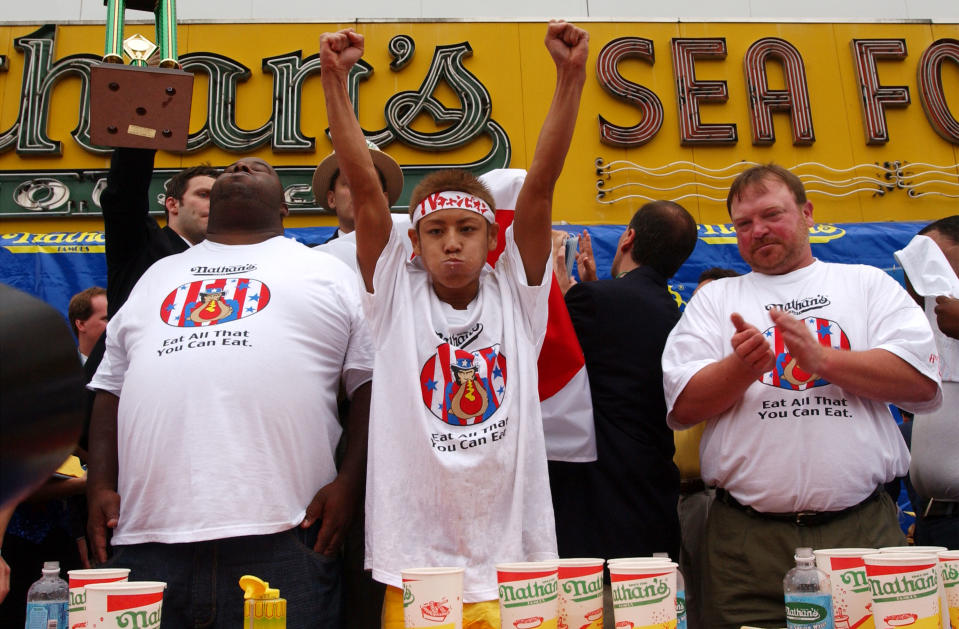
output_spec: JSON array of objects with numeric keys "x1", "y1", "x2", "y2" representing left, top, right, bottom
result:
[{"x1": 90, "y1": 63, "x2": 194, "y2": 151}]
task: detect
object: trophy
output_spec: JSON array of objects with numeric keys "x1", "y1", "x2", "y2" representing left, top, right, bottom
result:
[{"x1": 90, "y1": 0, "x2": 194, "y2": 150}]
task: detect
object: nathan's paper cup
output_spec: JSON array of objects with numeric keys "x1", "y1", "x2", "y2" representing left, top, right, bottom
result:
[
  {"x1": 557, "y1": 559, "x2": 604, "y2": 629},
  {"x1": 938, "y1": 551, "x2": 959, "y2": 629},
  {"x1": 85, "y1": 581, "x2": 166, "y2": 629},
  {"x1": 814, "y1": 548, "x2": 876, "y2": 629},
  {"x1": 880, "y1": 547, "x2": 949, "y2": 555},
  {"x1": 881, "y1": 547, "x2": 950, "y2": 628},
  {"x1": 609, "y1": 560, "x2": 678, "y2": 629},
  {"x1": 496, "y1": 561, "x2": 559, "y2": 629},
  {"x1": 68, "y1": 568, "x2": 131, "y2": 629},
  {"x1": 402, "y1": 567, "x2": 464, "y2": 629},
  {"x1": 864, "y1": 553, "x2": 940, "y2": 629}
]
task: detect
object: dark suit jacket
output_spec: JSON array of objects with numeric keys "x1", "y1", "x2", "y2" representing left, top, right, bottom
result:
[
  {"x1": 81, "y1": 148, "x2": 188, "y2": 448},
  {"x1": 548, "y1": 266, "x2": 681, "y2": 561},
  {"x1": 100, "y1": 148, "x2": 189, "y2": 318}
]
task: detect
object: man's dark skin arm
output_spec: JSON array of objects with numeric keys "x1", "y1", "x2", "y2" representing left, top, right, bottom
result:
[
  {"x1": 86, "y1": 391, "x2": 120, "y2": 564},
  {"x1": 300, "y1": 380, "x2": 371, "y2": 556}
]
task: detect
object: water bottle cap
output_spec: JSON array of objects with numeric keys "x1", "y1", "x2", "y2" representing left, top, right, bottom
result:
[
  {"x1": 794, "y1": 547, "x2": 814, "y2": 561},
  {"x1": 42, "y1": 561, "x2": 60, "y2": 573}
]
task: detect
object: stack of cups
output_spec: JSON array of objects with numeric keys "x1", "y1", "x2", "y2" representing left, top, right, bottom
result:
[
  {"x1": 880, "y1": 546, "x2": 950, "y2": 629},
  {"x1": 863, "y1": 551, "x2": 941, "y2": 629},
  {"x1": 939, "y1": 550, "x2": 959, "y2": 629},
  {"x1": 813, "y1": 548, "x2": 876, "y2": 629},
  {"x1": 557, "y1": 559, "x2": 605, "y2": 629},
  {"x1": 84, "y1": 581, "x2": 166, "y2": 629},
  {"x1": 608, "y1": 557, "x2": 679, "y2": 629},
  {"x1": 67, "y1": 568, "x2": 130, "y2": 629},
  {"x1": 496, "y1": 561, "x2": 559, "y2": 629},
  {"x1": 401, "y1": 567, "x2": 464, "y2": 629}
]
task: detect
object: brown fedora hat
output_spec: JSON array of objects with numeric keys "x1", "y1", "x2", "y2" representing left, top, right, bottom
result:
[{"x1": 312, "y1": 140, "x2": 404, "y2": 210}]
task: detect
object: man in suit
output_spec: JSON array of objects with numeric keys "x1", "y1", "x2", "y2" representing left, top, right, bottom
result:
[
  {"x1": 548, "y1": 201, "x2": 697, "y2": 578},
  {"x1": 100, "y1": 148, "x2": 218, "y2": 316}
]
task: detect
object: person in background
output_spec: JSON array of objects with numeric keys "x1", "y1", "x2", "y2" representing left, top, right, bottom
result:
[
  {"x1": 663, "y1": 163, "x2": 941, "y2": 628},
  {"x1": 68, "y1": 287, "x2": 107, "y2": 364},
  {"x1": 894, "y1": 215, "x2": 959, "y2": 549},
  {"x1": 673, "y1": 267, "x2": 740, "y2": 629},
  {"x1": 549, "y1": 201, "x2": 698, "y2": 629}
]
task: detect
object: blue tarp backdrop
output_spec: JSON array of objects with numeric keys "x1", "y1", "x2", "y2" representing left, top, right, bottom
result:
[{"x1": 0, "y1": 221, "x2": 927, "y2": 323}]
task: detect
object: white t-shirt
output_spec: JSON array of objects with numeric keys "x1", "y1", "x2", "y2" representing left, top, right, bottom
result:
[
  {"x1": 90, "y1": 236, "x2": 373, "y2": 545},
  {"x1": 316, "y1": 230, "x2": 358, "y2": 271},
  {"x1": 364, "y1": 224, "x2": 557, "y2": 602},
  {"x1": 662, "y1": 260, "x2": 941, "y2": 513}
]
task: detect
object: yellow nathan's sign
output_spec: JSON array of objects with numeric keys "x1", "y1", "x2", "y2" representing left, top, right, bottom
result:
[{"x1": 0, "y1": 20, "x2": 957, "y2": 227}]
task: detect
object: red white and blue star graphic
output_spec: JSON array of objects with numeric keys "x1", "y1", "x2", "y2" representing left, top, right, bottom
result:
[
  {"x1": 760, "y1": 316, "x2": 850, "y2": 391},
  {"x1": 420, "y1": 343, "x2": 507, "y2": 426},
  {"x1": 159, "y1": 278, "x2": 270, "y2": 327}
]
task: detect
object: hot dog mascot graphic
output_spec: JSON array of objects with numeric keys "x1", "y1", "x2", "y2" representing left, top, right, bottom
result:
[
  {"x1": 160, "y1": 278, "x2": 270, "y2": 327},
  {"x1": 420, "y1": 343, "x2": 507, "y2": 426},
  {"x1": 760, "y1": 316, "x2": 850, "y2": 391}
]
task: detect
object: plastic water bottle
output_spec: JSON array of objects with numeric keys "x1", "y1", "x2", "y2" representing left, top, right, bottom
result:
[
  {"x1": 784, "y1": 547, "x2": 834, "y2": 629},
  {"x1": 24, "y1": 561, "x2": 69, "y2": 629},
  {"x1": 654, "y1": 553, "x2": 687, "y2": 629}
]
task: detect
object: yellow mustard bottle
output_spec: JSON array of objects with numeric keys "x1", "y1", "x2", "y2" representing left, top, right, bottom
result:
[{"x1": 239, "y1": 575, "x2": 287, "y2": 629}]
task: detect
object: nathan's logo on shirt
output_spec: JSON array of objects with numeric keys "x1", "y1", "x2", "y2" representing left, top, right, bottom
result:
[
  {"x1": 760, "y1": 316, "x2": 849, "y2": 391},
  {"x1": 190, "y1": 264, "x2": 257, "y2": 275},
  {"x1": 435, "y1": 322, "x2": 484, "y2": 349},
  {"x1": 764, "y1": 295, "x2": 831, "y2": 316},
  {"x1": 160, "y1": 278, "x2": 270, "y2": 327},
  {"x1": 420, "y1": 343, "x2": 507, "y2": 426}
]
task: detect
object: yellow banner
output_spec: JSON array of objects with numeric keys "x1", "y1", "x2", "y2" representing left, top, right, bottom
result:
[{"x1": 0, "y1": 21, "x2": 957, "y2": 228}]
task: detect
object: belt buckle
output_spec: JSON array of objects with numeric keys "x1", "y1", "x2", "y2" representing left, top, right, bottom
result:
[{"x1": 795, "y1": 511, "x2": 818, "y2": 526}]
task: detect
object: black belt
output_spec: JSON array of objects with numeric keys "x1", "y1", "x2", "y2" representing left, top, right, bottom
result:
[
  {"x1": 923, "y1": 499, "x2": 959, "y2": 519},
  {"x1": 680, "y1": 478, "x2": 706, "y2": 495},
  {"x1": 715, "y1": 487, "x2": 884, "y2": 527}
]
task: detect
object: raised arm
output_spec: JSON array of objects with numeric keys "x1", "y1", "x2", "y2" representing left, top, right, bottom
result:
[
  {"x1": 513, "y1": 21, "x2": 589, "y2": 285},
  {"x1": 99, "y1": 148, "x2": 158, "y2": 315},
  {"x1": 319, "y1": 30, "x2": 392, "y2": 293}
]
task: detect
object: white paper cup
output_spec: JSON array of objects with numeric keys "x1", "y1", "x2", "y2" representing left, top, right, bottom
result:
[
  {"x1": 814, "y1": 548, "x2": 876, "y2": 629},
  {"x1": 557, "y1": 559, "x2": 604, "y2": 629},
  {"x1": 85, "y1": 581, "x2": 166, "y2": 629},
  {"x1": 881, "y1": 548, "x2": 950, "y2": 628},
  {"x1": 609, "y1": 560, "x2": 678, "y2": 629},
  {"x1": 938, "y1": 551, "x2": 959, "y2": 629},
  {"x1": 864, "y1": 553, "x2": 941, "y2": 629},
  {"x1": 496, "y1": 561, "x2": 559, "y2": 629},
  {"x1": 401, "y1": 567, "x2": 464, "y2": 629},
  {"x1": 67, "y1": 568, "x2": 131, "y2": 629}
]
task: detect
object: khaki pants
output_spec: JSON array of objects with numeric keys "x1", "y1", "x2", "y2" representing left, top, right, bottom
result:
[{"x1": 703, "y1": 491, "x2": 905, "y2": 629}]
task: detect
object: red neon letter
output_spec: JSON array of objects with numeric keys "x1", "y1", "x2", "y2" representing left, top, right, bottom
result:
[
  {"x1": 743, "y1": 37, "x2": 814, "y2": 145},
  {"x1": 852, "y1": 39, "x2": 910, "y2": 144},
  {"x1": 596, "y1": 37, "x2": 664, "y2": 147},
  {"x1": 671, "y1": 38, "x2": 737, "y2": 145},
  {"x1": 917, "y1": 38, "x2": 959, "y2": 144}
]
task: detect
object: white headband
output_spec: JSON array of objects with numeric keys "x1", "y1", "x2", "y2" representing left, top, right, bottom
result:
[{"x1": 412, "y1": 191, "x2": 495, "y2": 226}]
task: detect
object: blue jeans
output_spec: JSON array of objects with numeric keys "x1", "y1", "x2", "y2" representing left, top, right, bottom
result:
[{"x1": 105, "y1": 524, "x2": 341, "y2": 628}]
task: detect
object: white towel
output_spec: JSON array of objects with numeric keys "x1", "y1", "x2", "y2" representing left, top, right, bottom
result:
[{"x1": 895, "y1": 234, "x2": 959, "y2": 381}]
